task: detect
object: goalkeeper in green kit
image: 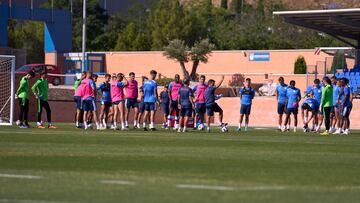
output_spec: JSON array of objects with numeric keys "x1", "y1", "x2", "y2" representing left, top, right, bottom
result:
[
  {"x1": 31, "y1": 72, "x2": 57, "y2": 129},
  {"x1": 15, "y1": 71, "x2": 35, "y2": 128}
]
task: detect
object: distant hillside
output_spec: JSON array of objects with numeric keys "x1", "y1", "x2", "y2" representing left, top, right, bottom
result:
[{"x1": 210, "y1": 0, "x2": 360, "y2": 9}]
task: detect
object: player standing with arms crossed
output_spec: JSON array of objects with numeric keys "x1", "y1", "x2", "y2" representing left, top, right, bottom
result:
[
  {"x1": 168, "y1": 74, "x2": 183, "y2": 130},
  {"x1": 142, "y1": 70, "x2": 159, "y2": 131},
  {"x1": 32, "y1": 72, "x2": 57, "y2": 129},
  {"x1": 320, "y1": 77, "x2": 333, "y2": 135},
  {"x1": 237, "y1": 78, "x2": 255, "y2": 132},
  {"x1": 125, "y1": 72, "x2": 139, "y2": 129}
]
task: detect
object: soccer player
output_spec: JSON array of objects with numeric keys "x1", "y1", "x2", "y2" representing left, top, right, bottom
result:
[
  {"x1": 204, "y1": 76, "x2": 225, "y2": 133},
  {"x1": 330, "y1": 78, "x2": 341, "y2": 134},
  {"x1": 159, "y1": 84, "x2": 170, "y2": 129},
  {"x1": 31, "y1": 72, "x2": 56, "y2": 129},
  {"x1": 275, "y1": 77, "x2": 288, "y2": 131},
  {"x1": 142, "y1": 70, "x2": 159, "y2": 131},
  {"x1": 111, "y1": 73, "x2": 128, "y2": 130},
  {"x1": 81, "y1": 71, "x2": 100, "y2": 130},
  {"x1": 168, "y1": 74, "x2": 183, "y2": 130},
  {"x1": 98, "y1": 73, "x2": 112, "y2": 129},
  {"x1": 337, "y1": 78, "x2": 351, "y2": 135},
  {"x1": 283, "y1": 80, "x2": 301, "y2": 132},
  {"x1": 15, "y1": 71, "x2": 35, "y2": 128},
  {"x1": 137, "y1": 76, "x2": 148, "y2": 129},
  {"x1": 301, "y1": 92, "x2": 320, "y2": 132},
  {"x1": 74, "y1": 71, "x2": 86, "y2": 128},
  {"x1": 310, "y1": 79, "x2": 323, "y2": 133},
  {"x1": 86, "y1": 74, "x2": 98, "y2": 127},
  {"x1": 193, "y1": 75, "x2": 207, "y2": 130},
  {"x1": 238, "y1": 78, "x2": 255, "y2": 132},
  {"x1": 178, "y1": 79, "x2": 195, "y2": 133},
  {"x1": 320, "y1": 77, "x2": 333, "y2": 135},
  {"x1": 125, "y1": 72, "x2": 139, "y2": 129}
]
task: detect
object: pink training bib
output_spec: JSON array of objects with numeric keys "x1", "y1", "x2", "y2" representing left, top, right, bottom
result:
[
  {"x1": 195, "y1": 83, "x2": 207, "y2": 103},
  {"x1": 81, "y1": 78, "x2": 94, "y2": 100},
  {"x1": 111, "y1": 81, "x2": 124, "y2": 102},
  {"x1": 74, "y1": 83, "x2": 84, "y2": 97},
  {"x1": 126, "y1": 79, "x2": 138, "y2": 99},
  {"x1": 170, "y1": 81, "x2": 182, "y2": 101}
]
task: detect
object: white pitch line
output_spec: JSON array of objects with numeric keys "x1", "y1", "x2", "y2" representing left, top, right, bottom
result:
[
  {"x1": 176, "y1": 184, "x2": 287, "y2": 191},
  {"x1": 0, "y1": 199, "x2": 82, "y2": 203},
  {"x1": 0, "y1": 174, "x2": 42, "y2": 179},
  {"x1": 176, "y1": 184, "x2": 236, "y2": 191},
  {"x1": 99, "y1": 180, "x2": 136, "y2": 185}
]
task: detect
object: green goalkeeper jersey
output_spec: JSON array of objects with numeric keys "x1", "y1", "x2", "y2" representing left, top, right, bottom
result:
[
  {"x1": 32, "y1": 78, "x2": 49, "y2": 101},
  {"x1": 16, "y1": 76, "x2": 29, "y2": 100},
  {"x1": 74, "y1": 79, "x2": 81, "y2": 90}
]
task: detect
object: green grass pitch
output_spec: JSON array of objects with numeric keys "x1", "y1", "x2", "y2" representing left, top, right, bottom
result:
[{"x1": 0, "y1": 124, "x2": 360, "y2": 203}]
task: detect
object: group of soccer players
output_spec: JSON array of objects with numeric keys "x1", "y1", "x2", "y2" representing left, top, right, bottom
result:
[
  {"x1": 15, "y1": 68, "x2": 355, "y2": 134},
  {"x1": 15, "y1": 71, "x2": 56, "y2": 129},
  {"x1": 72, "y1": 70, "x2": 232, "y2": 132},
  {"x1": 276, "y1": 76, "x2": 354, "y2": 135}
]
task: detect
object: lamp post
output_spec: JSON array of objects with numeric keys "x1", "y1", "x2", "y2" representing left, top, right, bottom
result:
[{"x1": 82, "y1": 0, "x2": 87, "y2": 72}]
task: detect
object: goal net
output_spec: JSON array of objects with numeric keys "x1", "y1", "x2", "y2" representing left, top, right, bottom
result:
[{"x1": 0, "y1": 56, "x2": 15, "y2": 126}]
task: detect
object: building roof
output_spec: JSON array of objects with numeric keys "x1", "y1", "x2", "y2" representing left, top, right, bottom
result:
[{"x1": 273, "y1": 8, "x2": 360, "y2": 46}]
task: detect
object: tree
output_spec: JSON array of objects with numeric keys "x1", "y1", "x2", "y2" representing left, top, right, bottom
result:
[
  {"x1": 163, "y1": 39, "x2": 190, "y2": 79},
  {"x1": 189, "y1": 39, "x2": 215, "y2": 80},
  {"x1": 148, "y1": 0, "x2": 190, "y2": 50},
  {"x1": 221, "y1": 0, "x2": 228, "y2": 9},
  {"x1": 294, "y1": 56, "x2": 307, "y2": 74},
  {"x1": 164, "y1": 38, "x2": 214, "y2": 81}
]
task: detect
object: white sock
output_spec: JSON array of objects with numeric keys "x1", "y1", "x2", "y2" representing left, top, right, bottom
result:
[
  {"x1": 76, "y1": 121, "x2": 79, "y2": 126},
  {"x1": 102, "y1": 119, "x2": 106, "y2": 126},
  {"x1": 143, "y1": 122, "x2": 146, "y2": 128},
  {"x1": 96, "y1": 122, "x2": 100, "y2": 129},
  {"x1": 286, "y1": 124, "x2": 290, "y2": 129},
  {"x1": 121, "y1": 122, "x2": 125, "y2": 129},
  {"x1": 238, "y1": 123, "x2": 241, "y2": 128},
  {"x1": 183, "y1": 127, "x2": 187, "y2": 131},
  {"x1": 114, "y1": 122, "x2": 117, "y2": 128},
  {"x1": 133, "y1": 120, "x2": 137, "y2": 126},
  {"x1": 278, "y1": 125, "x2": 281, "y2": 129},
  {"x1": 151, "y1": 122, "x2": 154, "y2": 128},
  {"x1": 125, "y1": 121, "x2": 128, "y2": 127}
]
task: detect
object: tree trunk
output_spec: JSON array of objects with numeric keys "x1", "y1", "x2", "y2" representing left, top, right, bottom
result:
[
  {"x1": 180, "y1": 62, "x2": 190, "y2": 80},
  {"x1": 190, "y1": 60, "x2": 199, "y2": 81}
]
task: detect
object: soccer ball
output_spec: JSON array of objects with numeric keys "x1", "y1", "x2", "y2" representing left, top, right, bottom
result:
[
  {"x1": 197, "y1": 123, "x2": 205, "y2": 131},
  {"x1": 221, "y1": 125, "x2": 228, "y2": 133}
]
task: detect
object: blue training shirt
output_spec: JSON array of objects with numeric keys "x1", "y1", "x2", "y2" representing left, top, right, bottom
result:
[
  {"x1": 340, "y1": 86, "x2": 351, "y2": 107},
  {"x1": 239, "y1": 87, "x2": 255, "y2": 105},
  {"x1": 160, "y1": 91, "x2": 170, "y2": 104},
  {"x1": 286, "y1": 87, "x2": 301, "y2": 109},
  {"x1": 98, "y1": 82, "x2": 111, "y2": 102},
  {"x1": 204, "y1": 86, "x2": 216, "y2": 105},
  {"x1": 179, "y1": 86, "x2": 193, "y2": 108},
  {"x1": 276, "y1": 84, "x2": 288, "y2": 104},
  {"x1": 143, "y1": 80, "x2": 157, "y2": 103},
  {"x1": 303, "y1": 98, "x2": 319, "y2": 111},
  {"x1": 333, "y1": 85, "x2": 341, "y2": 106},
  {"x1": 311, "y1": 86, "x2": 322, "y2": 103}
]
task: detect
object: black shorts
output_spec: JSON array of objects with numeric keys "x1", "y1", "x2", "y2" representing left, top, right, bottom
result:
[
  {"x1": 101, "y1": 101, "x2": 112, "y2": 108},
  {"x1": 206, "y1": 103, "x2": 222, "y2": 116},
  {"x1": 125, "y1": 98, "x2": 138, "y2": 109},
  {"x1": 74, "y1": 96, "x2": 82, "y2": 109}
]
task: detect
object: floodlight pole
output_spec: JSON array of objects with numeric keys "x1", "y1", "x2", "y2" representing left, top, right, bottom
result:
[{"x1": 82, "y1": 0, "x2": 87, "y2": 72}]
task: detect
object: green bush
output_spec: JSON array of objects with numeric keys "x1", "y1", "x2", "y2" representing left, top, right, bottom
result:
[
  {"x1": 156, "y1": 77, "x2": 173, "y2": 86},
  {"x1": 294, "y1": 56, "x2": 307, "y2": 74}
]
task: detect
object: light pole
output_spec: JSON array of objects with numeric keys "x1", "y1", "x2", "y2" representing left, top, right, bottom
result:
[{"x1": 82, "y1": 0, "x2": 87, "y2": 72}]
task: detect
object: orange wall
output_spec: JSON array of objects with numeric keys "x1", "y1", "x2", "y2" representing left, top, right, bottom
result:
[{"x1": 103, "y1": 49, "x2": 333, "y2": 76}]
